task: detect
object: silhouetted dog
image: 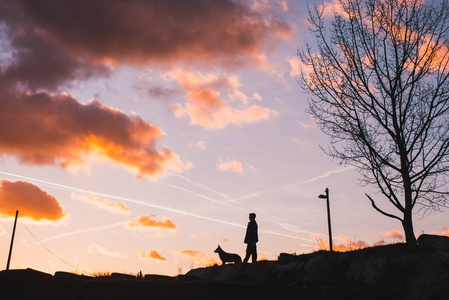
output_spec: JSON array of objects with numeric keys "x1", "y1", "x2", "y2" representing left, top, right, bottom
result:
[{"x1": 214, "y1": 245, "x2": 242, "y2": 264}]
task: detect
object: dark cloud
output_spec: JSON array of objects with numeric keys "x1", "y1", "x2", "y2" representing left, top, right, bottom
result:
[
  {"x1": 0, "y1": 0, "x2": 110, "y2": 91},
  {"x1": 135, "y1": 81, "x2": 183, "y2": 103},
  {"x1": 11, "y1": 0, "x2": 291, "y2": 67}
]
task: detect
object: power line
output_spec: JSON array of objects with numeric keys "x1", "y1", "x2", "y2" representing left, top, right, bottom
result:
[{"x1": 18, "y1": 219, "x2": 91, "y2": 275}]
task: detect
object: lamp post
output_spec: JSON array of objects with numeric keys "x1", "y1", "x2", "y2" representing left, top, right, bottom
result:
[{"x1": 318, "y1": 188, "x2": 333, "y2": 252}]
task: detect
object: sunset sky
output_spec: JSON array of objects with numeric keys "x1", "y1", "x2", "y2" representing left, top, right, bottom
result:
[{"x1": 0, "y1": 0, "x2": 448, "y2": 276}]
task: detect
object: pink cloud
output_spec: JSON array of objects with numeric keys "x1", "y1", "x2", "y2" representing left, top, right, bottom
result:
[
  {"x1": 88, "y1": 243, "x2": 128, "y2": 259},
  {"x1": 320, "y1": 0, "x2": 346, "y2": 18},
  {"x1": 217, "y1": 159, "x2": 244, "y2": 173},
  {"x1": 0, "y1": 179, "x2": 68, "y2": 222},
  {"x1": 289, "y1": 56, "x2": 302, "y2": 77},
  {"x1": 169, "y1": 70, "x2": 279, "y2": 129},
  {"x1": 0, "y1": 91, "x2": 189, "y2": 178}
]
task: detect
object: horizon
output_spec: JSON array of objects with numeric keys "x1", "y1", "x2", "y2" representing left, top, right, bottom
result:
[{"x1": 1, "y1": 0, "x2": 448, "y2": 277}]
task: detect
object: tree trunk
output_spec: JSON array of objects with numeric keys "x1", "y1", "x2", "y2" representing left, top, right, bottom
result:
[
  {"x1": 400, "y1": 144, "x2": 416, "y2": 246},
  {"x1": 402, "y1": 208, "x2": 417, "y2": 246}
]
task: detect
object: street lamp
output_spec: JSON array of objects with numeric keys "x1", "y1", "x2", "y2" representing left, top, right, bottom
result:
[{"x1": 318, "y1": 188, "x2": 333, "y2": 252}]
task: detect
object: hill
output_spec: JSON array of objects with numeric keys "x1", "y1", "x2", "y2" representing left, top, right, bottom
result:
[{"x1": 1, "y1": 234, "x2": 449, "y2": 299}]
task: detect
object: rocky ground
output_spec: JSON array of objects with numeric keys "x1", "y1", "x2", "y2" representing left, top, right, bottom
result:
[{"x1": 2, "y1": 234, "x2": 449, "y2": 299}]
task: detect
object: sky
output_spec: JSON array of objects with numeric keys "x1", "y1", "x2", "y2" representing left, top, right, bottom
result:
[{"x1": 0, "y1": 0, "x2": 448, "y2": 276}]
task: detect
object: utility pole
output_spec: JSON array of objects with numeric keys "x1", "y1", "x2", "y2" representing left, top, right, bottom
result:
[
  {"x1": 318, "y1": 188, "x2": 333, "y2": 252},
  {"x1": 6, "y1": 210, "x2": 18, "y2": 270}
]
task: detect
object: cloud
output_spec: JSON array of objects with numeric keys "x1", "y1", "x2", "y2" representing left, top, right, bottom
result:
[
  {"x1": 310, "y1": 234, "x2": 376, "y2": 252},
  {"x1": 175, "y1": 249, "x2": 217, "y2": 267},
  {"x1": 290, "y1": 137, "x2": 311, "y2": 147},
  {"x1": 334, "y1": 235, "x2": 370, "y2": 252},
  {"x1": 0, "y1": 91, "x2": 189, "y2": 178},
  {"x1": 71, "y1": 192, "x2": 129, "y2": 215},
  {"x1": 0, "y1": 179, "x2": 68, "y2": 222},
  {"x1": 169, "y1": 70, "x2": 279, "y2": 129},
  {"x1": 126, "y1": 215, "x2": 177, "y2": 230},
  {"x1": 381, "y1": 230, "x2": 404, "y2": 241},
  {"x1": 217, "y1": 159, "x2": 244, "y2": 173},
  {"x1": 0, "y1": 1, "x2": 109, "y2": 91},
  {"x1": 288, "y1": 56, "x2": 302, "y2": 77},
  {"x1": 430, "y1": 225, "x2": 449, "y2": 237},
  {"x1": 297, "y1": 119, "x2": 314, "y2": 129},
  {"x1": 196, "y1": 141, "x2": 207, "y2": 150},
  {"x1": 139, "y1": 250, "x2": 166, "y2": 262},
  {"x1": 5, "y1": 0, "x2": 291, "y2": 69},
  {"x1": 320, "y1": 0, "x2": 346, "y2": 18},
  {"x1": 88, "y1": 243, "x2": 128, "y2": 259}
]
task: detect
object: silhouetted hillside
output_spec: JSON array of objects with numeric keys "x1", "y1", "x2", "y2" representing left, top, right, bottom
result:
[{"x1": 2, "y1": 234, "x2": 449, "y2": 299}]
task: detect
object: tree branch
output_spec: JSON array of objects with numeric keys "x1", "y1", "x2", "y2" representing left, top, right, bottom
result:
[{"x1": 365, "y1": 193, "x2": 402, "y2": 221}]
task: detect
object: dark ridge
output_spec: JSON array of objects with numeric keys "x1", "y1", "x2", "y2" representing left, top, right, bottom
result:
[{"x1": 1, "y1": 235, "x2": 449, "y2": 299}]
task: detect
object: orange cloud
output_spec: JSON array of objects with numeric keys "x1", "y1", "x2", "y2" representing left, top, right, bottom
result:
[
  {"x1": 169, "y1": 70, "x2": 279, "y2": 129},
  {"x1": 139, "y1": 250, "x2": 166, "y2": 262},
  {"x1": 430, "y1": 225, "x2": 449, "y2": 237},
  {"x1": 217, "y1": 159, "x2": 243, "y2": 173},
  {"x1": 311, "y1": 235, "x2": 373, "y2": 252},
  {"x1": 71, "y1": 193, "x2": 129, "y2": 215},
  {"x1": 381, "y1": 230, "x2": 404, "y2": 241},
  {"x1": 333, "y1": 236, "x2": 370, "y2": 252},
  {"x1": 126, "y1": 215, "x2": 177, "y2": 230},
  {"x1": 175, "y1": 249, "x2": 217, "y2": 267},
  {"x1": 0, "y1": 92, "x2": 189, "y2": 178},
  {"x1": 0, "y1": 180, "x2": 68, "y2": 222}
]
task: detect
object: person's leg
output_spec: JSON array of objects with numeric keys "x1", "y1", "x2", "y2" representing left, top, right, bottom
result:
[
  {"x1": 243, "y1": 252, "x2": 250, "y2": 263},
  {"x1": 252, "y1": 245, "x2": 257, "y2": 262},
  {"x1": 245, "y1": 244, "x2": 257, "y2": 263},
  {"x1": 243, "y1": 244, "x2": 251, "y2": 263}
]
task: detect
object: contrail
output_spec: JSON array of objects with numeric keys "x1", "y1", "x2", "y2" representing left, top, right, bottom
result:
[
  {"x1": 38, "y1": 222, "x2": 127, "y2": 243},
  {"x1": 159, "y1": 181, "x2": 247, "y2": 212},
  {"x1": 168, "y1": 173, "x2": 230, "y2": 200},
  {"x1": 38, "y1": 221, "x2": 314, "y2": 245},
  {"x1": 0, "y1": 171, "x2": 313, "y2": 242},
  {"x1": 164, "y1": 173, "x2": 253, "y2": 212},
  {"x1": 0, "y1": 171, "x2": 242, "y2": 223},
  {"x1": 225, "y1": 167, "x2": 355, "y2": 203}
]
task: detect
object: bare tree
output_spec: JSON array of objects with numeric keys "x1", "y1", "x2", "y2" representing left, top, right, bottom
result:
[{"x1": 298, "y1": 0, "x2": 449, "y2": 245}]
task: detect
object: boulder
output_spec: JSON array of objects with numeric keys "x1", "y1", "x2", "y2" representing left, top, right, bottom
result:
[{"x1": 417, "y1": 234, "x2": 449, "y2": 253}]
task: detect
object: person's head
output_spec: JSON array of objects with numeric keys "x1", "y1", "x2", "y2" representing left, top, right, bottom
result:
[{"x1": 249, "y1": 213, "x2": 256, "y2": 220}]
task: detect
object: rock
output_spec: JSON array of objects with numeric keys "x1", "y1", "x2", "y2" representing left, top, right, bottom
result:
[
  {"x1": 111, "y1": 272, "x2": 136, "y2": 279},
  {"x1": 417, "y1": 234, "x2": 449, "y2": 253},
  {"x1": 144, "y1": 274, "x2": 175, "y2": 281},
  {"x1": 54, "y1": 271, "x2": 92, "y2": 280},
  {"x1": 0, "y1": 268, "x2": 53, "y2": 280}
]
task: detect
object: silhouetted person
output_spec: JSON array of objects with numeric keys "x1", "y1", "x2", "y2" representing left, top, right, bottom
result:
[{"x1": 243, "y1": 213, "x2": 258, "y2": 263}]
